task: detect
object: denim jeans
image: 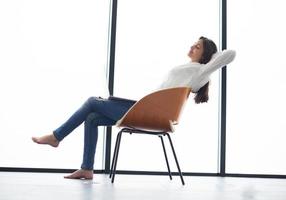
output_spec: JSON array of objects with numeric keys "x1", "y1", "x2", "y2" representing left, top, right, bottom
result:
[{"x1": 53, "y1": 96, "x2": 136, "y2": 170}]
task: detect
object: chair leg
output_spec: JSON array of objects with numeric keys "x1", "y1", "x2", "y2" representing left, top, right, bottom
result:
[
  {"x1": 159, "y1": 135, "x2": 172, "y2": 180},
  {"x1": 109, "y1": 131, "x2": 121, "y2": 178},
  {"x1": 111, "y1": 131, "x2": 123, "y2": 183},
  {"x1": 166, "y1": 133, "x2": 185, "y2": 185}
]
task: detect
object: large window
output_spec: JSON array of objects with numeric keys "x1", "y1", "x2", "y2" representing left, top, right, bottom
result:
[
  {"x1": 4, "y1": 0, "x2": 284, "y2": 176},
  {"x1": 113, "y1": 0, "x2": 220, "y2": 173},
  {"x1": 0, "y1": 0, "x2": 110, "y2": 169},
  {"x1": 227, "y1": 0, "x2": 286, "y2": 174}
]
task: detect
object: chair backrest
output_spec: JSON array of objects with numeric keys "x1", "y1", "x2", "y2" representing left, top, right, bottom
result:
[{"x1": 116, "y1": 87, "x2": 192, "y2": 132}]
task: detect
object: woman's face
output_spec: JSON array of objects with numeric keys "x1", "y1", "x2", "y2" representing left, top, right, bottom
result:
[{"x1": 188, "y1": 39, "x2": 204, "y2": 63}]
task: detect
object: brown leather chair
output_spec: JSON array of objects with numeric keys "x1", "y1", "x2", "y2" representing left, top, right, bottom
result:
[{"x1": 109, "y1": 87, "x2": 191, "y2": 185}]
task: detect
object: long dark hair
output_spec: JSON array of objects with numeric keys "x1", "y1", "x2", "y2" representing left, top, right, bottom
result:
[{"x1": 194, "y1": 36, "x2": 218, "y2": 104}]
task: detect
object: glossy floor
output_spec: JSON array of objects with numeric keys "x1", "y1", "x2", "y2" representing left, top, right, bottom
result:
[{"x1": 1, "y1": 172, "x2": 286, "y2": 200}]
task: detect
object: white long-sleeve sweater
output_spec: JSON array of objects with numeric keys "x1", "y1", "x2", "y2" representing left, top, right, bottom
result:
[{"x1": 158, "y1": 49, "x2": 236, "y2": 92}]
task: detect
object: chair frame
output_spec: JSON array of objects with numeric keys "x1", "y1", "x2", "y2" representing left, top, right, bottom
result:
[{"x1": 109, "y1": 128, "x2": 185, "y2": 185}]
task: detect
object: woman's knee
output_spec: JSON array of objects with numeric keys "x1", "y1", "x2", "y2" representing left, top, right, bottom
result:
[
  {"x1": 85, "y1": 96, "x2": 105, "y2": 106},
  {"x1": 83, "y1": 97, "x2": 96, "y2": 109},
  {"x1": 86, "y1": 96, "x2": 96, "y2": 104}
]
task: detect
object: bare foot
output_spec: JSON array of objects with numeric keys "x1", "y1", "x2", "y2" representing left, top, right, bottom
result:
[
  {"x1": 32, "y1": 134, "x2": 59, "y2": 148},
  {"x1": 64, "y1": 169, "x2": 93, "y2": 180}
]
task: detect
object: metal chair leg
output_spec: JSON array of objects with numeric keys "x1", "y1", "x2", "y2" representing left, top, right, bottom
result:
[
  {"x1": 109, "y1": 131, "x2": 121, "y2": 178},
  {"x1": 111, "y1": 131, "x2": 123, "y2": 183},
  {"x1": 166, "y1": 133, "x2": 185, "y2": 185},
  {"x1": 159, "y1": 135, "x2": 172, "y2": 180}
]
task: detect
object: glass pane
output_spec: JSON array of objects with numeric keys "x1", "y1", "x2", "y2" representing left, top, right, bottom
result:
[
  {"x1": 113, "y1": 0, "x2": 220, "y2": 172},
  {"x1": 0, "y1": 0, "x2": 110, "y2": 169},
  {"x1": 227, "y1": 0, "x2": 286, "y2": 174}
]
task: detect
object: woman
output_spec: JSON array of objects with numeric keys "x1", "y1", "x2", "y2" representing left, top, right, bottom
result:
[{"x1": 32, "y1": 36, "x2": 236, "y2": 179}]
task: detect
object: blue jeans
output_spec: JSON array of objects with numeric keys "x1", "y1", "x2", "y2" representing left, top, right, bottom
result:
[{"x1": 53, "y1": 96, "x2": 136, "y2": 170}]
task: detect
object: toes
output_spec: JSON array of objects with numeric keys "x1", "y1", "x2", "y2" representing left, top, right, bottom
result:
[
  {"x1": 31, "y1": 137, "x2": 40, "y2": 143},
  {"x1": 31, "y1": 136, "x2": 59, "y2": 147},
  {"x1": 64, "y1": 171, "x2": 93, "y2": 180},
  {"x1": 64, "y1": 175, "x2": 90, "y2": 179},
  {"x1": 64, "y1": 175, "x2": 79, "y2": 179}
]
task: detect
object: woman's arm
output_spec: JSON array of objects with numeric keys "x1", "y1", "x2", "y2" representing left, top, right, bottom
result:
[{"x1": 199, "y1": 49, "x2": 236, "y2": 76}]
